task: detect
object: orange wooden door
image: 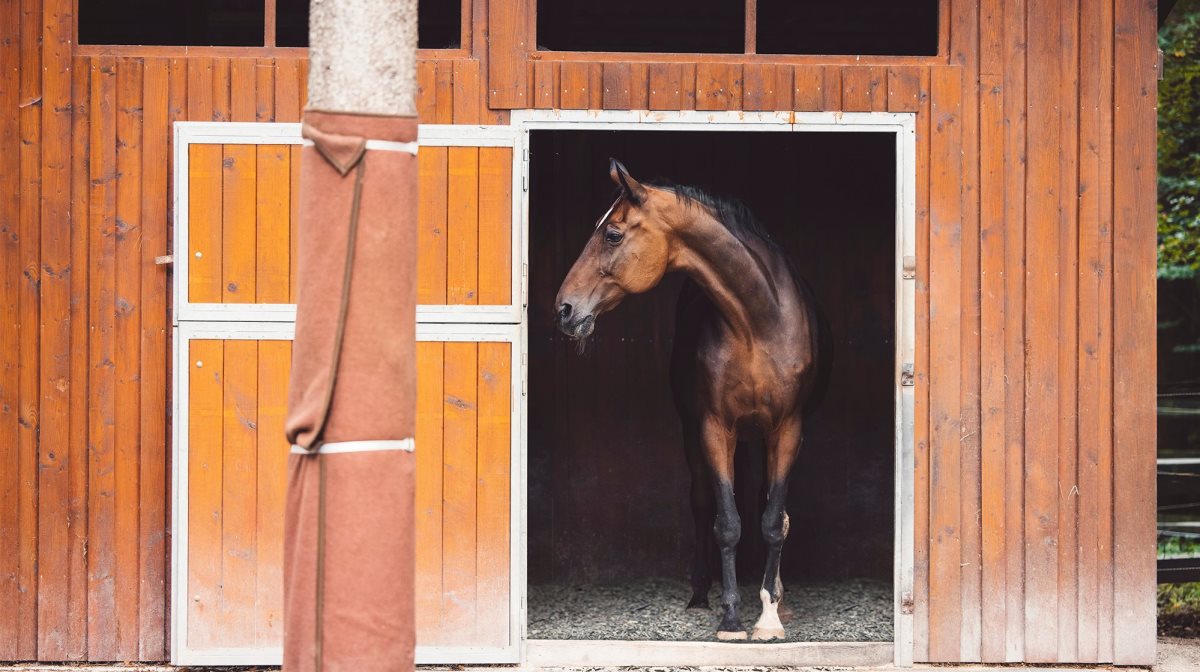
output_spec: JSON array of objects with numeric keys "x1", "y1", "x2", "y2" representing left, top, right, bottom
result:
[{"x1": 173, "y1": 125, "x2": 522, "y2": 665}]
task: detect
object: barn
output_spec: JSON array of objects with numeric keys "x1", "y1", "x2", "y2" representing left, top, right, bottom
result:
[{"x1": 0, "y1": 0, "x2": 1159, "y2": 668}]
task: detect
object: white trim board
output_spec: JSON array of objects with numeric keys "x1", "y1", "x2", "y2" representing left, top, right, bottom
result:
[{"x1": 513, "y1": 109, "x2": 917, "y2": 669}]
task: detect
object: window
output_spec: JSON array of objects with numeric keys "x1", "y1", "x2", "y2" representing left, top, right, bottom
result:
[
  {"x1": 275, "y1": 0, "x2": 465, "y2": 49},
  {"x1": 536, "y1": 0, "x2": 743, "y2": 54},
  {"x1": 78, "y1": 0, "x2": 265, "y2": 47},
  {"x1": 535, "y1": 0, "x2": 940, "y2": 56},
  {"x1": 79, "y1": 0, "x2": 466, "y2": 50}
]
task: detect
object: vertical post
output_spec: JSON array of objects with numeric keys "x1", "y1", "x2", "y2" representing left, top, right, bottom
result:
[
  {"x1": 745, "y1": 0, "x2": 757, "y2": 54},
  {"x1": 264, "y1": 0, "x2": 277, "y2": 48}
]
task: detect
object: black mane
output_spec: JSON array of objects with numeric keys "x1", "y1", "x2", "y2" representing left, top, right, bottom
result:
[{"x1": 643, "y1": 180, "x2": 781, "y2": 251}]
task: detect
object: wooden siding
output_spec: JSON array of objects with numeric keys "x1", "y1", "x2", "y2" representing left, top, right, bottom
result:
[{"x1": 0, "y1": 0, "x2": 1159, "y2": 664}]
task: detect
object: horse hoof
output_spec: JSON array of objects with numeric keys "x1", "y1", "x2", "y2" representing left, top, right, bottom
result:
[
  {"x1": 717, "y1": 630, "x2": 748, "y2": 641},
  {"x1": 751, "y1": 626, "x2": 786, "y2": 641}
]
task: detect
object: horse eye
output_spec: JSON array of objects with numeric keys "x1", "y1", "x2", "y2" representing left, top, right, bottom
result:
[{"x1": 604, "y1": 229, "x2": 624, "y2": 245}]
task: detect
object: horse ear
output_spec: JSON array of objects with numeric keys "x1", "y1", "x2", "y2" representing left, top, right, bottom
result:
[{"x1": 609, "y1": 158, "x2": 646, "y2": 205}]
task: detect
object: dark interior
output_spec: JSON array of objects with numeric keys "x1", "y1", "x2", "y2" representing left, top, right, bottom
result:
[
  {"x1": 536, "y1": 0, "x2": 939, "y2": 55},
  {"x1": 527, "y1": 130, "x2": 896, "y2": 591},
  {"x1": 80, "y1": 0, "x2": 462, "y2": 49}
]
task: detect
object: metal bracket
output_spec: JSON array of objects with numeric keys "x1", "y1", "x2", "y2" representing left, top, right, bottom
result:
[
  {"x1": 900, "y1": 591, "x2": 914, "y2": 615},
  {"x1": 901, "y1": 363, "x2": 915, "y2": 386},
  {"x1": 902, "y1": 255, "x2": 916, "y2": 279}
]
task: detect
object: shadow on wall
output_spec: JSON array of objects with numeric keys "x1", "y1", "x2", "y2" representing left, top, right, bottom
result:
[{"x1": 527, "y1": 130, "x2": 896, "y2": 587}]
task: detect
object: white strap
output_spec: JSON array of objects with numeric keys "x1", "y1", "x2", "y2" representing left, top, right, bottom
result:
[
  {"x1": 291, "y1": 438, "x2": 415, "y2": 455},
  {"x1": 300, "y1": 138, "x2": 418, "y2": 155}
]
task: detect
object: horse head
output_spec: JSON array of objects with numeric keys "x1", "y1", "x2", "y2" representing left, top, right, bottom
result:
[{"x1": 555, "y1": 159, "x2": 674, "y2": 339}]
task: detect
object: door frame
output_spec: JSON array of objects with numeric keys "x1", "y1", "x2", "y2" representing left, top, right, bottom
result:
[
  {"x1": 170, "y1": 122, "x2": 526, "y2": 666},
  {"x1": 510, "y1": 108, "x2": 917, "y2": 668}
]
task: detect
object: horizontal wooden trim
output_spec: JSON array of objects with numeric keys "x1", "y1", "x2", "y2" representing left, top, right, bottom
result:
[
  {"x1": 529, "y1": 50, "x2": 947, "y2": 66},
  {"x1": 75, "y1": 45, "x2": 466, "y2": 60}
]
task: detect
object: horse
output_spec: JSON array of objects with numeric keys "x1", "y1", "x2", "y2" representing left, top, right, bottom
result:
[{"x1": 554, "y1": 159, "x2": 828, "y2": 641}]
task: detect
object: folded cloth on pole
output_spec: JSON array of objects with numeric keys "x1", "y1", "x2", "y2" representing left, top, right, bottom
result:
[{"x1": 284, "y1": 111, "x2": 418, "y2": 672}]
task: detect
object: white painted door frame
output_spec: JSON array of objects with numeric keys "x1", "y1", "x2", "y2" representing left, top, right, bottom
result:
[{"x1": 510, "y1": 108, "x2": 918, "y2": 669}]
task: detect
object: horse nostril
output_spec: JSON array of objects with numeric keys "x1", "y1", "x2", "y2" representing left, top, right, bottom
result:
[{"x1": 558, "y1": 303, "x2": 573, "y2": 323}]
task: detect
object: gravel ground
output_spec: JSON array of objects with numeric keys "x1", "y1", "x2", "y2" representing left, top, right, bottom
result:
[{"x1": 528, "y1": 578, "x2": 892, "y2": 642}]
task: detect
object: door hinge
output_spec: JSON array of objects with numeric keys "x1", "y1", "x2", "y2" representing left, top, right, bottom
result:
[
  {"x1": 901, "y1": 363, "x2": 915, "y2": 386},
  {"x1": 902, "y1": 255, "x2": 916, "y2": 279},
  {"x1": 901, "y1": 591, "x2": 914, "y2": 615},
  {"x1": 521, "y1": 144, "x2": 530, "y2": 193}
]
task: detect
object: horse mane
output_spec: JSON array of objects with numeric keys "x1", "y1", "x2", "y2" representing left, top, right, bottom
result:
[{"x1": 643, "y1": 180, "x2": 782, "y2": 252}]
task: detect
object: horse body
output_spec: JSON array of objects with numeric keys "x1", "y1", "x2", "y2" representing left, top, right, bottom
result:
[{"x1": 555, "y1": 160, "x2": 823, "y2": 641}]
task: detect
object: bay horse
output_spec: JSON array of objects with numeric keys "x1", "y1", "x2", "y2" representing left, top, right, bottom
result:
[{"x1": 555, "y1": 159, "x2": 828, "y2": 641}]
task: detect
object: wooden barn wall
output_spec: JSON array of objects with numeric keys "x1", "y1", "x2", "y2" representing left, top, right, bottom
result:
[{"x1": 0, "y1": 0, "x2": 1158, "y2": 665}]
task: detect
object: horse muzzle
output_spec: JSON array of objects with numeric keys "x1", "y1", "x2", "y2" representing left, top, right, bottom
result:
[{"x1": 557, "y1": 311, "x2": 595, "y2": 340}]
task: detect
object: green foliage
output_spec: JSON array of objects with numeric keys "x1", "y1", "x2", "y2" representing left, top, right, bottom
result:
[
  {"x1": 1159, "y1": 3, "x2": 1200, "y2": 277},
  {"x1": 1160, "y1": 535, "x2": 1200, "y2": 558},
  {"x1": 1160, "y1": 582, "x2": 1200, "y2": 615}
]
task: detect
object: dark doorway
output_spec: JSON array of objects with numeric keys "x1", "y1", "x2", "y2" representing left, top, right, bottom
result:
[{"x1": 527, "y1": 129, "x2": 897, "y2": 641}]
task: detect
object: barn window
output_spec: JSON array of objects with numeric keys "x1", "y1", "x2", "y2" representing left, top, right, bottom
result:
[
  {"x1": 78, "y1": 0, "x2": 265, "y2": 47},
  {"x1": 536, "y1": 0, "x2": 940, "y2": 56},
  {"x1": 79, "y1": 0, "x2": 467, "y2": 50},
  {"x1": 275, "y1": 0, "x2": 465, "y2": 49},
  {"x1": 536, "y1": 0, "x2": 745, "y2": 54}
]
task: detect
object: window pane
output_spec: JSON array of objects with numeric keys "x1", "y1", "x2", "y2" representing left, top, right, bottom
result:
[
  {"x1": 537, "y1": 0, "x2": 743, "y2": 54},
  {"x1": 78, "y1": 0, "x2": 264, "y2": 47},
  {"x1": 276, "y1": 0, "x2": 463, "y2": 49},
  {"x1": 756, "y1": 1, "x2": 939, "y2": 56}
]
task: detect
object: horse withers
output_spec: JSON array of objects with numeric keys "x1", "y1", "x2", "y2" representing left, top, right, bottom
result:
[{"x1": 554, "y1": 159, "x2": 828, "y2": 641}]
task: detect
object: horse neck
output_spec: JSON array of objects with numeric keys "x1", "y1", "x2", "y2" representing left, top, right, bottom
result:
[{"x1": 669, "y1": 208, "x2": 782, "y2": 341}]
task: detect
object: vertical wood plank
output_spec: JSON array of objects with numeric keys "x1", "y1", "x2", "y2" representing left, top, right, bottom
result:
[
  {"x1": 415, "y1": 341, "x2": 445, "y2": 643},
  {"x1": 434, "y1": 62, "x2": 454, "y2": 124},
  {"x1": 289, "y1": 145, "x2": 301, "y2": 300},
  {"x1": 86, "y1": 56, "x2": 119, "y2": 661},
  {"x1": 187, "y1": 340, "x2": 223, "y2": 650},
  {"x1": 65, "y1": 53, "x2": 92, "y2": 663},
  {"x1": 188, "y1": 145, "x2": 223, "y2": 302},
  {"x1": 138, "y1": 56, "x2": 169, "y2": 661},
  {"x1": 533, "y1": 61, "x2": 558, "y2": 110},
  {"x1": 220, "y1": 339, "x2": 258, "y2": 645},
  {"x1": 695, "y1": 63, "x2": 741, "y2": 111},
  {"x1": 587, "y1": 63, "x2": 604, "y2": 109},
  {"x1": 35, "y1": 0, "x2": 74, "y2": 659},
  {"x1": 927, "y1": 65, "x2": 963, "y2": 663},
  {"x1": 187, "y1": 58, "x2": 213, "y2": 121},
  {"x1": 255, "y1": 341, "x2": 290, "y2": 646},
  {"x1": 559, "y1": 62, "x2": 590, "y2": 110},
  {"x1": 418, "y1": 147, "x2": 449, "y2": 305},
  {"x1": 221, "y1": 145, "x2": 257, "y2": 303},
  {"x1": 742, "y1": 64, "x2": 777, "y2": 112},
  {"x1": 648, "y1": 64, "x2": 682, "y2": 111},
  {"x1": 630, "y1": 62, "x2": 649, "y2": 109},
  {"x1": 114, "y1": 60, "x2": 144, "y2": 659},
  {"x1": 487, "y1": 0, "x2": 528, "y2": 108},
  {"x1": 1002, "y1": 0, "x2": 1028, "y2": 660},
  {"x1": 478, "y1": 147, "x2": 513, "y2": 306},
  {"x1": 793, "y1": 65, "x2": 824, "y2": 111},
  {"x1": 446, "y1": 147, "x2": 479, "y2": 305},
  {"x1": 476, "y1": 342, "x2": 511, "y2": 647},
  {"x1": 255, "y1": 58, "x2": 275, "y2": 122},
  {"x1": 16, "y1": 0, "x2": 42, "y2": 656},
  {"x1": 416, "y1": 60, "x2": 437, "y2": 123},
  {"x1": 912, "y1": 64, "x2": 933, "y2": 664},
  {"x1": 602, "y1": 62, "x2": 632, "y2": 110},
  {"x1": 229, "y1": 58, "x2": 256, "y2": 122},
  {"x1": 452, "y1": 59, "x2": 481, "y2": 125},
  {"x1": 1111, "y1": 0, "x2": 1157, "y2": 662},
  {"x1": 821, "y1": 66, "x2": 843, "y2": 111},
  {"x1": 0, "y1": 0, "x2": 20, "y2": 654},
  {"x1": 255, "y1": 145, "x2": 291, "y2": 303},
  {"x1": 1024, "y1": 0, "x2": 1062, "y2": 661},
  {"x1": 442, "y1": 342, "x2": 479, "y2": 638},
  {"x1": 211, "y1": 57, "x2": 230, "y2": 122},
  {"x1": 680, "y1": 63, "x2": 697, "y2": 109},
  {"x1": 887, "y1": 67, "x2": 923, "y2": 113},
  {"x1": 841, "y1": 66, "x2": 885, "y2": 112},
  {"x1": 273, "y1": 59, "x2": 301, "y2": 123}
]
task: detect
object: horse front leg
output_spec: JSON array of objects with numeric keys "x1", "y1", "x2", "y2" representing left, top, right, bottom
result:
[
  {"x1": 752, "y1": 416, "x2": 801, "y2": 641},
  {"x1": 701, "y1": 418, "x2": 745, "y2": 640},
  {"x1": 683, "y1": 421, "x2": 716, "y2": 609}
]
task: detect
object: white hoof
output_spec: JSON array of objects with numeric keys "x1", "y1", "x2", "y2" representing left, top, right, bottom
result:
[
  {"x1": 752, "y1": 588, "x2": 786, "y2": 641},
  {"x1": 717, "y1": 629, "x2": 748, "y2": 641},
  {"x1": 752, "y1": 626, "x2": 786, "y2": 641}
]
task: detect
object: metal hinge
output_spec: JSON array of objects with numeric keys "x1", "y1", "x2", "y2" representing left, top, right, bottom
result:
[
  {"x1": 521, "y1": 144, "x2": 530, "y2": 192},
  {"x1": 521, "y1": 351, "x2": 528, "y2": 396},
  {"x1": 901, "y1": 363, "x2": 915, "y2": 386},
  {"x1": 902, "y1": 255, "x2": 916, "y2": 279},
  {"x1": 900, "y1": 591, "x2": 914, "y2": 615}
]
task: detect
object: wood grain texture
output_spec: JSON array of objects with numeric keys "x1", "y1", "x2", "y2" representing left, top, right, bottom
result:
[
  {"x1": 415, "y1": 342, "x2": 446, "y2": 643},
  {"x1": 442, "y1": 342, "x2": 479, "y2": 638},
  {"x1": 255, "y1": 146, "x2": 291, "y2": 303},
  {"x1": 447, "y1": 147, "x2": 480, "y2": 304},
  {"x1": 475, "y1": 342, "x2": 512, "y2": 647},
  {"x1": 478, "y1": 147, "x2": 513, "y2": 305},
  {"x1": 487, "y1": 0, "x2": 528, "y2": 108}
]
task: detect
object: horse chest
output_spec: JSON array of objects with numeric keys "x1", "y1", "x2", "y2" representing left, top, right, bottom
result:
[{"x1": 699, "y1": 342, "x2": 800, "y2": 423}]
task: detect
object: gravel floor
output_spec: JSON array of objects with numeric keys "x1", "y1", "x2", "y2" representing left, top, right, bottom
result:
[{"x1": 528, "y1": 578, "x2": 892, "y2": 642}]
